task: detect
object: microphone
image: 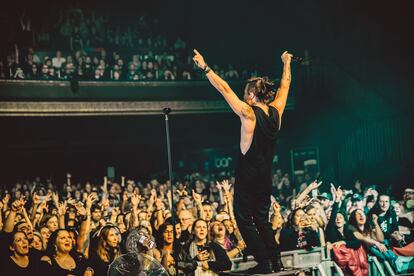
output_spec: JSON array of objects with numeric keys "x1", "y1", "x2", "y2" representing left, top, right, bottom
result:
[
  {"x1": 163, "y1": 107, "x2": 172, "y2": 115},
  {"x1": 291, "y1": 56, "x2": 303, "y2": 63}
]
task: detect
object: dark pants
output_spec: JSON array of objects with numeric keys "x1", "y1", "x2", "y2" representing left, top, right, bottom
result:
[{"x1": 233, "y1": 182, "x2": 279, "y2": 262}]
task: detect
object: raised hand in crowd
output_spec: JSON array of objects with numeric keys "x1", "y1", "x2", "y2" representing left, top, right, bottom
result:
[
  {"x1": 38, "y1": 199, "x2": 49, "y2": 214},
  {"x1": 32, "y1": 192, "x2": 41, "y2": 205},
  {"x1": 272, "y1": 201, "x2": 281, "y2": 213},
  {"x1": 110, "y1": 207, "x2": 121, "y2": 224},
  {"x1": 57, "y1": 201, "x2": 67, "y2": 229},
  {"x1": 308, "y1": 180, "x2": 322, "y2": 191},
  {"x1": 122, "y1": 191, "x2": 129, "y2": 202},
  {"x1": 130, "y1": 192, "x2": 141, "y2": 207},
  {"x1": 101, "y1": 176, "x2": 109, "y2": 195},
  {"x1": 4, "y1": 198, "x2": 26, "y2": 232},
  {"x1": 192, "y1": 189, "x2": 206, "y2": 220},
  {"x1": 2, "y1": 194, "x2": 10, "y2": 211},
  {"x1": 166, "y1": 189, "x2": 172, "y2": 209},
  {"x1": 86, "y1": 193, "x2": 98, "y2": 209},
  {"x1": 57, "y1": 201, "x2": 67, "y2": 216},
  {"x1": 131, "y1": 191, "x2": 141, "y2": 227},
  {"x1": 177, "y1": 186, "x2": 188, "y2": 198},
  {"x1": 101, "y1": 197, "x2": 110, "y2": 210},
  {"x1": 295, "y1": 180, "x2": 322, "y2": 208},
  {"x1": 74, "y1": 201, "x2": 87, "y2": 217},
  {"x1": 192, "y1": 189, "x2": 203, "y2": 204},
  {"x1": 216, "y1": 179, "x2": 232, "y2": 193},
  {"x1": 52, "y1": 192, "x2": 59, "y2": 206}
]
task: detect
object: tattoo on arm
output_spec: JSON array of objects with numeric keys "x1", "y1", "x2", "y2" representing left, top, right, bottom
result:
[
  {"x1": 281, "y1": 63, "x2": 291, "y2": 87},
  {"x1": 241, "y1": 106, "x2": 254, "y2": 120}
]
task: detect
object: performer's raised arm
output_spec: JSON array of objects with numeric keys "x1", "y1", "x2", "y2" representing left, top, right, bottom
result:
[
  {"x1": 193, "y1": 49, "x2": 250, "y2": 118},
  {"x1": 270, "y1": 51, "x2": 292, "y2": 118}
]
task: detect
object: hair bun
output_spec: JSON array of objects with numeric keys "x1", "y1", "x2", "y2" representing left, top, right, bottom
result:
[{"x1": 245, "y1": 76, "x2": 277, "y2": 104}]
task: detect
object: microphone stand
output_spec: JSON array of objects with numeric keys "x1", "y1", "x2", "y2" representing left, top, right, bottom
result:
[{"x1": 163, "y1": 107, "x2": 178, "y2": 272}]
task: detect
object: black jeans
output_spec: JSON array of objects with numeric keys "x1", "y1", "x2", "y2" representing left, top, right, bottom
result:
[{"x1": 233, "y1": 182, "x2": 280, "y2": 262}]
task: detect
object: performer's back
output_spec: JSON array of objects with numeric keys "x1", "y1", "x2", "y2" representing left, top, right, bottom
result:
[{"x1": 236, "y1": 105, "x2": 279, "y2": 194}]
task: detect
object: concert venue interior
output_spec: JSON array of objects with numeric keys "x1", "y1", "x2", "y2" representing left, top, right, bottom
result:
[{"x1": 0, "y1": 0, "x2": 413, "y2": 275}]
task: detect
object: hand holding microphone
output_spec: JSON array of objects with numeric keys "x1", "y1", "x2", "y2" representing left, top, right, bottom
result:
[{"x1": 281, "y1": 51, "x2": 303, "y2": 64}]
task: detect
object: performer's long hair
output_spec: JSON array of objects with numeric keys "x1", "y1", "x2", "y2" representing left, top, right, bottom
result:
[{"x1": 244, "y1": 76, "x2": 276, "y2": 104}]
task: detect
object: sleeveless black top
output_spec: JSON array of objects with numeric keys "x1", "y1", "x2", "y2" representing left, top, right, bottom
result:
[{"x1": 235, "y1": 105, "x2": 279, "y2": 193}]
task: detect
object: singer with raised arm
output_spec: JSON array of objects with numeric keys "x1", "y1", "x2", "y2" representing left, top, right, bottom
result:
[{"x1": 193, "y1": 49, "x2": 292, "y2": 274}]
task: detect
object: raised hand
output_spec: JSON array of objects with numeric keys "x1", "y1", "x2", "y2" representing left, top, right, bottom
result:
[
  {"x1": 74, "y1": 202, "x2": 86, "y2": 217},
  {"x1": 281, "y1": 51, "x2": 293, "y2": 64},
  {"x1": 330, "y1": 183, "x2": 336, "y2": 200},
  {"x1": 11, "y1": 198, "x2": 24, "y2": 212},
  {"x1": 67, "y1": 198, "x2": 77, "y2": 206},
  {"x1": 82, "y1": 192, "x2": 88, "y2": 202},
  {"x1": 166, "y1": 190, "x2": 172, "y2": 200},
  {"x1": 177, "y1": 186, "x2": 188, "y2": 198},
  {"x1": 308, "y1": 180, "x2": 322, "y2": 191},
  {"x1": 154, "y1": 198, "x2": 164, "y2": 211},
  {"x1": 336, "y1": 186, "x2": 343, "y2": 201},
  {"x1": 122, "y1": 191, "x2": 129, "y2": 202},
  {"x1": 272, "y1": 201, "x2": 281, "y2": 212},
  {"x1": 131, "y1": 193, "x2": 141, "y2": 207},
  {"x1": 101, "y1": 176, "x2": 108, "y2": 193},
  {"x1": 193, "y1": 49, "x2": 207, "y2": 69},
  {"x1": 2, "y1": 194, "x2": 10, "y2": 205},
  {"x1": 217, "y1": 180, "x2": 232, "y2": 192},
  {"x1": 192, "y1": 189, "x2": 203, "y2": 203},
  {"x1": 112, "y1": 207, "x2": 120, "y2": 216},
  {"x1": 38, "y1": 200, "x2": 49, "y2": 214},
  {"x1": 86, "y1": 193, "x2": 97, "y2": 209},
  {"x1": 57, "y1": 201, "x2": 67, "y2": 216},
  {"x1": 159, "y1": 186, "x2": 165, "y2": 199},
  {"x1": 101, "y1": 198, "x2": 109, "y2": 210},
  {"x1": 150, "y1": 189, "x2": 157, "y2": 199},
  {"x1": 52, "y1": 192, "x2": 59, "y2": 205},
  {"x1": 32, "y1": 192, "x2": 41, "y2": 205},
  {"x1": 45, "y1": 192, "x2": 52, "y2": 202}
]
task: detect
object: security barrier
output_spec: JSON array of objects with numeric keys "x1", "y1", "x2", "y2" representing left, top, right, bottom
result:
[
  {"x1": 231, "y1": 247, "x2": 344, "y2": 276},
  {"x1": 368, "y1": 256, "x2": 396, "y2": 276}
]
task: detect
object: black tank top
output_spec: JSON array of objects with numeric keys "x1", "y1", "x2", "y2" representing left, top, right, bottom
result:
[{"x1": 235, "y1": 105, "x2": 279, "y2": 192}]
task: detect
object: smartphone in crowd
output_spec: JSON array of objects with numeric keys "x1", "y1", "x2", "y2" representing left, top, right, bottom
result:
[{"x1": 139, "y1": 234, "x2": 156, "y2": 249}]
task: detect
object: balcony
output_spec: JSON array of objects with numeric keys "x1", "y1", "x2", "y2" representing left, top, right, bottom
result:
[{"x1": 0, "y1": 80, "x2": 295, "y2": 116}]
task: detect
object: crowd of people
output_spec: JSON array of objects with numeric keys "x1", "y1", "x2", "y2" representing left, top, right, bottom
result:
[
  {"x1": 0, "y1": 47, "x2": 247, "y2": 82},
  {"x1": 0, "y1": 169, "x2": 413, "y2": 275},
  {"x1": 0, "y1": 9, "x2": 252, "y2": 81}
]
